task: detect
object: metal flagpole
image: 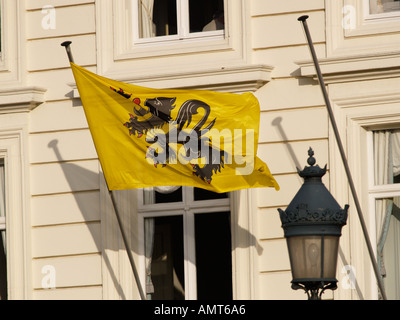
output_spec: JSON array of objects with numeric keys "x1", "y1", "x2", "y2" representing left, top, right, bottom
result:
[
  {"x1": 108, "y1": 190, "x2": 146, "y2": 300},
  {"x1": 61, "y1": 41, "x2": 75, "y2": 63},
  {"x1": 297, "y1": 15, "x2": 387, "y2": 300},
  {"x1": 61, "y1": 41, "x2": 146, "y2": 300}
]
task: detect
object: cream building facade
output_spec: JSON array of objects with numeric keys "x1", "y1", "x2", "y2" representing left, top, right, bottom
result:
[{"x1": 0, "y1": 0, "x2": 399, "y2": 300}]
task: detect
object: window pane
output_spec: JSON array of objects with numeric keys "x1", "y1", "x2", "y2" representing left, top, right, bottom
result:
[
  {"x1": 143, "y1": 187, "x2": 183, "y2": 204},
  {"x1": 370, "y1": 0, "x2": 400, "y2": 14},
  {"x1": 155, "y1": 187, "x2": 182, "y2": 203},
  {"x1": 146, "y1": 216, "x2": 184, "y2": 300},
  {"x1": 375, "y1": 197, "x2": 400, "y2": 299},
  {"x1": 373, "y1": 130, "x2": 400, "y2": 185},
  {"x1": 138, "y1": 0, "x2": 177, "y2": 38},
  {"x1": 194, "y1": 187, "x2": 228, "y2": 201},
  {"x1": 195, "y1": 212, "x2": 232, "y2": 300},
  {"x1": 189, "y1": 0, "x2": 224, "y2": 32}
]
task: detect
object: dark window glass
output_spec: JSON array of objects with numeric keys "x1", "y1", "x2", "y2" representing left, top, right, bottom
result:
[
  {"x1": 155, "y1": 187, "x2": 182, "y2": 203},
  {"x1": 150, "y1": 216, "x2": 185, "y2": 300},
  {"x1": 194, "y1": 187, "x2": 228, "y2": 201},
  {"x1": 189, "y1": 0, "x2": 224, "y2": 32},
  {"x1": 153, "y1": 0, "x2": 177, "y2": 36},
  {"x1": 195, "y1": 211, "x2": 232, "y2": 300}
]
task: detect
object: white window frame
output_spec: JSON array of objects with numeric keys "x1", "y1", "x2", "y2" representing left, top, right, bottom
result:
[
  {"x1": 326, "y1": 82, "x2": 400, "y2": 300},
  {"x1": 363, "y1": 0, "x2": 400, "y2": 23},
  {"x1": 366, "y1": 129, "x2": 400, "y2": 299},
  {"x1": 137, "y1": 186, "x2": 230, "y2": 300},
  {"x1": 366, "y1": 129, "x2": 400, "y2": 196},
  {"x1": 131, "y1": 0, "x2": 225, "y2": 46},
  {"x1": 95, "y1": 0, "x2": 271, "y2": 95},
  {"x1": 0, "y1": 86, "x2": 46, "y2": 299},
  {"x1": 0, "y1": 130, "x2": 30, "y2": 299},
  {"x1": 95, "y1": 0, "x2": 255, "y2": 83},
  {"x1": 326, "y1": 0, "x2": 400, "y2": 56},
  {"x1": 100, "y1": 185, "x2": 256, "y2": 299},
  {"x1": 0, "y1": 0, "x2": 23, "y2": 85}
]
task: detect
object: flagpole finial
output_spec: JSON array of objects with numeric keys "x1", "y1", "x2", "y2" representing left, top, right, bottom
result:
[
  {"x1": 61, "y1": 41, "x2": 74, "y2": 63},
  {"x1": 298, "y1": 15, "x2": 309, "y2": 22},
  {"x1": 61, "y1": 41, "x2": 72, "y2": 47}
]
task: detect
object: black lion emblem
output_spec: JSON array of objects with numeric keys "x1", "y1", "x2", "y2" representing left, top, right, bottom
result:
[{"x1": 112, "y1": 86, "x2": 227, "y2": 184}]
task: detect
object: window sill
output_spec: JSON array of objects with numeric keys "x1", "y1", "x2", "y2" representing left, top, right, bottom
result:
[
  {"x1": 296, "y1": 51, "x2": 400, "y2": 84},
  {"x1": 0, "y1": 86, "x2": 47, "y2": 113},
  {"x1": 72, "y1": 64, "x2": 273, "y2": 98}
]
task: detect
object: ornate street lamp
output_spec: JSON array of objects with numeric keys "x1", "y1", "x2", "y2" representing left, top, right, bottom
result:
[{"x1": 278, "y1": 148, "x2": 349, "y2": 300}]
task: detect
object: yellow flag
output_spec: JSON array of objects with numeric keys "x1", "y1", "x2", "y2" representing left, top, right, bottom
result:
[{"x1": 71, "y1": 63, "x2": 279, "y2": 193}]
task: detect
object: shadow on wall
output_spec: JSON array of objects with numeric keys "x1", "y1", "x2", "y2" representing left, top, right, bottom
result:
[
  {"x1": 48, "y1": 139, "x2": 128, "y2": 299},
  {"x1": 234, "y1": 222, "x2": 264, "y2": 256},
  {"x1": 271, "y1": 116, "x2": 302, "y2": 170}
]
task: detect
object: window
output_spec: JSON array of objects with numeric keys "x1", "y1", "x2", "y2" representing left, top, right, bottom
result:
[
  {"x1": 133, "y1": 0, "x2": 225, "y2": 44},
  {"x1": 0, "y1": 159, "x2": 6, "y2": 300},
  {"x1": 327, "y1": 1, "x2": 400, "y2": 56},
  {"x1": 139, "y1": 186, "x2": 232, "y2": 300},
  {"x1": 369, "y1": 0, "x2": 400, "y2": 14},
  {"x1": 98, "y1": 0, "x2": 257, "y2": 88},
  {"x1": 369, "y1": 129, "x2": 400, "y2": 299},
  {"x1": 0, "y1": 125, "x2": 35, "y2": 299},
  {"x1": 365, "y1": 0, "x2": 400, "y2": 22}
]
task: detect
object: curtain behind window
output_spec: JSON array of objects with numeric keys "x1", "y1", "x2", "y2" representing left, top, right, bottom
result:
[
  {"x1": 138, "y1": 0, "x2": 155, "y2": 38},
  {"x1": 374, "y1": 131, "x2": 394, "y2": 279},
  {"x1": 143, "y1": 185, "x2": 179, "y2": 299},
  {"x1": 374, "y1": 130, "x2": 400, "y2": 299}
]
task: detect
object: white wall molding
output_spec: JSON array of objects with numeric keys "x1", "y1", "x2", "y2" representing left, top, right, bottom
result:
[
  {"x1": 71, "y1": 64, "x2": 273, "y2": 97},
  {"x1": 0, "y1": 86, "x2": 47, "y2": 113},
  {"x1": 296, "y1": 51, "x2": 400, "y2": 84}
]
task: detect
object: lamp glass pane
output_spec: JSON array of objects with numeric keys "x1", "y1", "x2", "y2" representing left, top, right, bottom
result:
[
  {"x1": 288, "y1": 235, "x2": 322, "y2": 280},
  {"x1": 287, "y1": 235, "x2": 340, "y2": 281},
  {"x1": 322, "y1": 235, "x2": 340, "y2": 279}
]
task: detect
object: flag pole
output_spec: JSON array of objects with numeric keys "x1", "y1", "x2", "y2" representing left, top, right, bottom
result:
[
  {"x1": 297, "y1": 15, "x2": 387, "y2": 300},
  {"x1": 108, "y1": 190, "x2": 146, "y2": 300},
  {"x1": 61, "y1": 41, "x2": 146, "y2": 300},
  {"x1": 61, "y1": 41, "x2": 75, "y2": 63}
]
